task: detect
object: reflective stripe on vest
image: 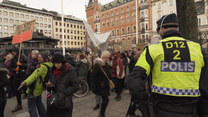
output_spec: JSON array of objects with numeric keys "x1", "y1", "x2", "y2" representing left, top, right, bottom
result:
[{"x1": 152, "y1": 85, "x2": 200, "y2": 96}]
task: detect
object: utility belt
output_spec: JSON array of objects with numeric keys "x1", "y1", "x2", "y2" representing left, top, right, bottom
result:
[{"x1": 156, "y1": 101, "x2": 197, "y2": 114}]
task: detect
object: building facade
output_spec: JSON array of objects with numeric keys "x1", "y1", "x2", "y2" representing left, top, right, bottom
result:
[
  {"x1": 53, "y1": 14, "x2": 87, "y2": 49},
  {"x1": 0, "y1": 0, "x2": 53, "y2": 38},
  {"x1": 85, "y1": 0, "x2": 153, "y2": 46},
  {"x1": 151, "y1": 0, "x2": 208, "y2": 45}
]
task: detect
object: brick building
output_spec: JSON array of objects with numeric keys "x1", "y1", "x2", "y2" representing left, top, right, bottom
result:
[{"x1": 85, "y1": 0, "x2": 152, "y2": 47}]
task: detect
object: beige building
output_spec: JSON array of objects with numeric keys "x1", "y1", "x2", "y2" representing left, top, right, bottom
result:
[
  {"x1": 0, "y1": 0, "x2": 53, "y2": 38},
  {"x1": 151, "y1": 0, "x2": 208, "y2": 42},
  {"x1": 53, "y1": 14, "x2": 86, "y2": 49}
]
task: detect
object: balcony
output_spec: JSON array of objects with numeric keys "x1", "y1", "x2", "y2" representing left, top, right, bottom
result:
[{"x1": 140, "y1": 17, "x2": 145, "y2": 22}]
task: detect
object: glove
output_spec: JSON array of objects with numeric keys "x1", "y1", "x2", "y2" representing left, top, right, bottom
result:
[
  {"x1": 16, "y1": 67, "x2": 19, "y2": 72},
  {"x1": 16, "y1": 62, "x2": 22, "y2": 66},
  {"x1": 36, "y1": 64, "x2": 41, "y2": 68}
]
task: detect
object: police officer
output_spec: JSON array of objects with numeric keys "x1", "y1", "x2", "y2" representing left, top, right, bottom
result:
[{"x1": 126, "y1": 13, "x2": 208, "y2": 117}]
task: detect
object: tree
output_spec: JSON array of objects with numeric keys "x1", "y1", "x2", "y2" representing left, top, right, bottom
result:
[{"x1": 176, "y1": 0, "x2": 198, "y2": 43}]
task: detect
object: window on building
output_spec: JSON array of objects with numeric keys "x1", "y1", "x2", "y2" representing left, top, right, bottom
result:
[
  {"x1": 117, "y1": 29, "x2": 119, "y2": 36},
  {"x1": 107, "y1": 13, "x2": 109, "y2": 18},
  {"x1": 169, "y1": 0, "x2": 173, "y2": 6},
  {"x1": 31, "y1": 16, "x2": 34, "y2": 20},
  {"x1": 158, "y1": 2, "x2": 161, "y2": 9},
  {"x1": 3, "y1": 11, "x2": 8, "y2": 16},
  {"x1": 15, "y1": 20, "x2": 19, "y2": 25},
  {"x1": 127, "y1": 27, "x2": 130, "y2": 34},
  {"x1": 48, "y1": 25, "x2": 51, "y2": 28},
  {"x1": 20, "y1": 14, "x2": 24, "y2": 18},
  {"x1": 0, "y1": 18, "x2": 2, "y2": 22},
  {"x1": 56, "y1": 28, "x2": 58, "y2": 32},
  {"x1": 0, "y1": 32, "x2": 2, "y2": 37},
  {"x1": 122, "y1": 28, "x2": 125, "y2": 35},
  {"x1": 26, "y1": 15, "x2": 29, "y2": 19},
  {"x1": 121, "y1": 16, "x2": 124, "y2": 24},
  {"x1": 40, "y1": 23, "x2": 43, "y2": 27},
  {"x1": 158, "y1": 13, "x2": 161, "y2": 20},
  {"x1": 71, "y1": 42, "x2": 73, "y2": 45},
  {"x1": 112, "y1": 20, "x2": 114, "y2": 26},
  {"x1": 0, "y1": 25, "x2": 2, "y2": 30},
  {"x1": 0, "y1": 11, "x2": 1, "y2": 15},
  {"x1": 48, "y1": 19, "x2": 51, "y2": 23},
  {"x1": 4, "y1": 33, "x2": 8, "y2": 37},
  {"x1": 107, "y1": 21, "x2": 109, "y2": 27},
  {"x1": 133, "y1": 26, "x2": 136, "y2": 33},
  {"x1": 141, "y1": 11, "x2": 145, "y2": 18},
  {"x1": 9, "y1": 12, "x2": 13, "y2": 17},
  {"x1": 44, "y1": 24, "x2": 47, "y2": 28},
  {"x1": 121, "y1": 8, "x2": 124, "y2": 13},
  {"x1": 116, "y1": 18, "x2": 119, "y2": 25},
  {"x1": 74, "y1": 25, "x2": 76, "y2": 28},
  {"x1": 198, "y1": 18, "x2": 201, "y2": 26},
  {"x1": 127, "y1": 6, "x2": 130, "y2": 12},
  {"x1": 102, "y1": 14, "x2": 105, "y2": 19},
  {"x1": 116, "y1": 10, "x2": 119, "y2": 15},
  {"x1": 4, "y1": 26, "x2": 8, "y2": 30},
  {"x1": 111, "y1": 11, "x2": 114, "y2": 16},
  {"x1": 127, "y1": 14, "x2": 130, "y2": 22},
  {"x1": 112, "y1": 30, "x2": 114, "y2": 36},
  {"x1": 35, "y1": 16, "x2": 38, "y2": 20},
  {"x1": 103, "y1": 22, "x2": 105, "y2": 29},
  {"x1": 133, "y1": 4, "x2": 136, "y2": 10},
  {"x1": 44, "y1": 18, "x2": 47, "y2": 22},
  {"x1": 133, "y1": 13, "x2": 136, "y2": 21},
  {"x1": 3, "y1": 18, "x2": 8, "y2": 23},
  {"x1": 146, "y1": 23, "x2": 148, "y2": 30}
]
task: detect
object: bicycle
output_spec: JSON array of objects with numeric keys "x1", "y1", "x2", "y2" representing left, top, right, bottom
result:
[{"x1": 73, "y1": 77, "x2": 89, "y2": 98}]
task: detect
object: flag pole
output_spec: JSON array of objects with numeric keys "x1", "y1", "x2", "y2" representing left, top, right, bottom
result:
[{"x1": 61, "y1": 0, "x2": 65, "y2": 55}]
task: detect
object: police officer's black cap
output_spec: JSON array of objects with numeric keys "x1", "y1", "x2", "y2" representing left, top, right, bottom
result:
[{"x1": 156, "y1": 13, "x2": 179, "y2": 32}]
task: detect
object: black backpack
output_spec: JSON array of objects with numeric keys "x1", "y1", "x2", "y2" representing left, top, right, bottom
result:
[{"x1": 41, "y1": 64, "x2": 51, "y2": 88}]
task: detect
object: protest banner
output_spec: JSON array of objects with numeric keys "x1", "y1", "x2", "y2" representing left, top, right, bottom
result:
[
  {"x1": 122, "y1": 40, "x2": 132, "y2": 50},
  {"x1": 12, "y1": 20, "x2": 36, "y2": 44}
]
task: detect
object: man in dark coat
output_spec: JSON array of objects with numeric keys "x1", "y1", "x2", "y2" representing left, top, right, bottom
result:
[
  {"x1": 9, "y1": 46, "x2": 27, "y2": 113},
  {"x1": 0, "y1": 56, "x2": 9, "y2": 117}
]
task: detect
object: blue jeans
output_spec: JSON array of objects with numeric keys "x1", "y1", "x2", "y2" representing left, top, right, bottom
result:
[{"x1": 27, "y1": 95, "x2": 46, "y2": 117}]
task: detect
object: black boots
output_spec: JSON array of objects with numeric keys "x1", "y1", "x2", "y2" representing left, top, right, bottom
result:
[
  {"x1": 93, "y1": 104, "x2": 100, "y2": 110},
  {"x1": 11, "y1": 104, "x2": 22, "y2": 113},
  {"x1": 114, "y1": 94, "x2": 121, "y2": 101}
]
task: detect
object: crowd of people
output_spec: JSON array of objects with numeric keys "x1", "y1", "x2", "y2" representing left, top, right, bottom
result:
[{"x1": 0, "y1": 46, "x2": 141, "y2": 117}]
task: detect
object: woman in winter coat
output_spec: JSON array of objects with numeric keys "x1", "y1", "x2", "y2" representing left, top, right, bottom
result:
[
  {"x1": 112, "y1": 52, "x2": 124, "y2": 101},
  {"x1": 91, "y1": 51, "x2": 112, "y2": 117},
  {"x1": 18, "y1": 52, "x2": 53, "y2": 117},
  {"x1": 46, "y1": 53, "x2": 80, "y2": 117},
  {"x1": 0, "y1": 57, "x2": 9, "y2": 117},
  {"x1": 4, "y1": 54, "x2": 14, "y2": 98}
]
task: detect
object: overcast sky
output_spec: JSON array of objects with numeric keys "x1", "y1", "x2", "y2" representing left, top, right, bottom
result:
[{"x1": 0, "y1": 0, "x2": 114, "y2": 20}]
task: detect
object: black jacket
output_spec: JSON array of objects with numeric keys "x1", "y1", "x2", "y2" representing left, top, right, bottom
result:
[
  {"x1": 126, "y1": 30, "x2": 208, "y2": 107},
  {"x1": 9, "y1": 54, "x2": 27, "y2": 79},
  {"x1": 47, "y1": 63, "x2": 80, "y2": 117},
  {"x1": 91, "y1": 58, "x2": 112, "y2": 96},
  {"x1": 0, "y1": 67, "x2": 9, "y2": 99}
]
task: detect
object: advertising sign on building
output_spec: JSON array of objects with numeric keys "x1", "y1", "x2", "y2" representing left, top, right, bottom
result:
[
  {"x1": 12, "y1": 20, "x2": 36, "y2": 44},
  {"x1": 122, "y1": 40, "x2": 132, "y2": 50}
]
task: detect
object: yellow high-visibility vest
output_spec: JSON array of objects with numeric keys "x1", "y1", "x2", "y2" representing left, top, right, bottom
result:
[{"x1": 136, "y1": 37, "x2": 204, "y2": 97}]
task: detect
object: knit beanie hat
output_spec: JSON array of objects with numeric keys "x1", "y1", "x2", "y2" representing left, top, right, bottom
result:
[
  {"x1": 52, "y1": 53, "x2": 66, "y2": 64},
  {"x1": 156, "y1": 13, "x2": 178, "y2": 32}
]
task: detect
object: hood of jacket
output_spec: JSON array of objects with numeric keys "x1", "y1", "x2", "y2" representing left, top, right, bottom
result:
[
  {"x1": 94, "y1": 58, "x2": 105, "y2": 66},
  {"x1": 0, "y1": 67, "x2": 9, "y2": 74}
]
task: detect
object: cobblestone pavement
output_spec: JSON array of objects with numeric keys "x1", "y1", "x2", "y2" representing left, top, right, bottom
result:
[{"x1": 5, "y1": 90, "x2": 141, "y2": 117}]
